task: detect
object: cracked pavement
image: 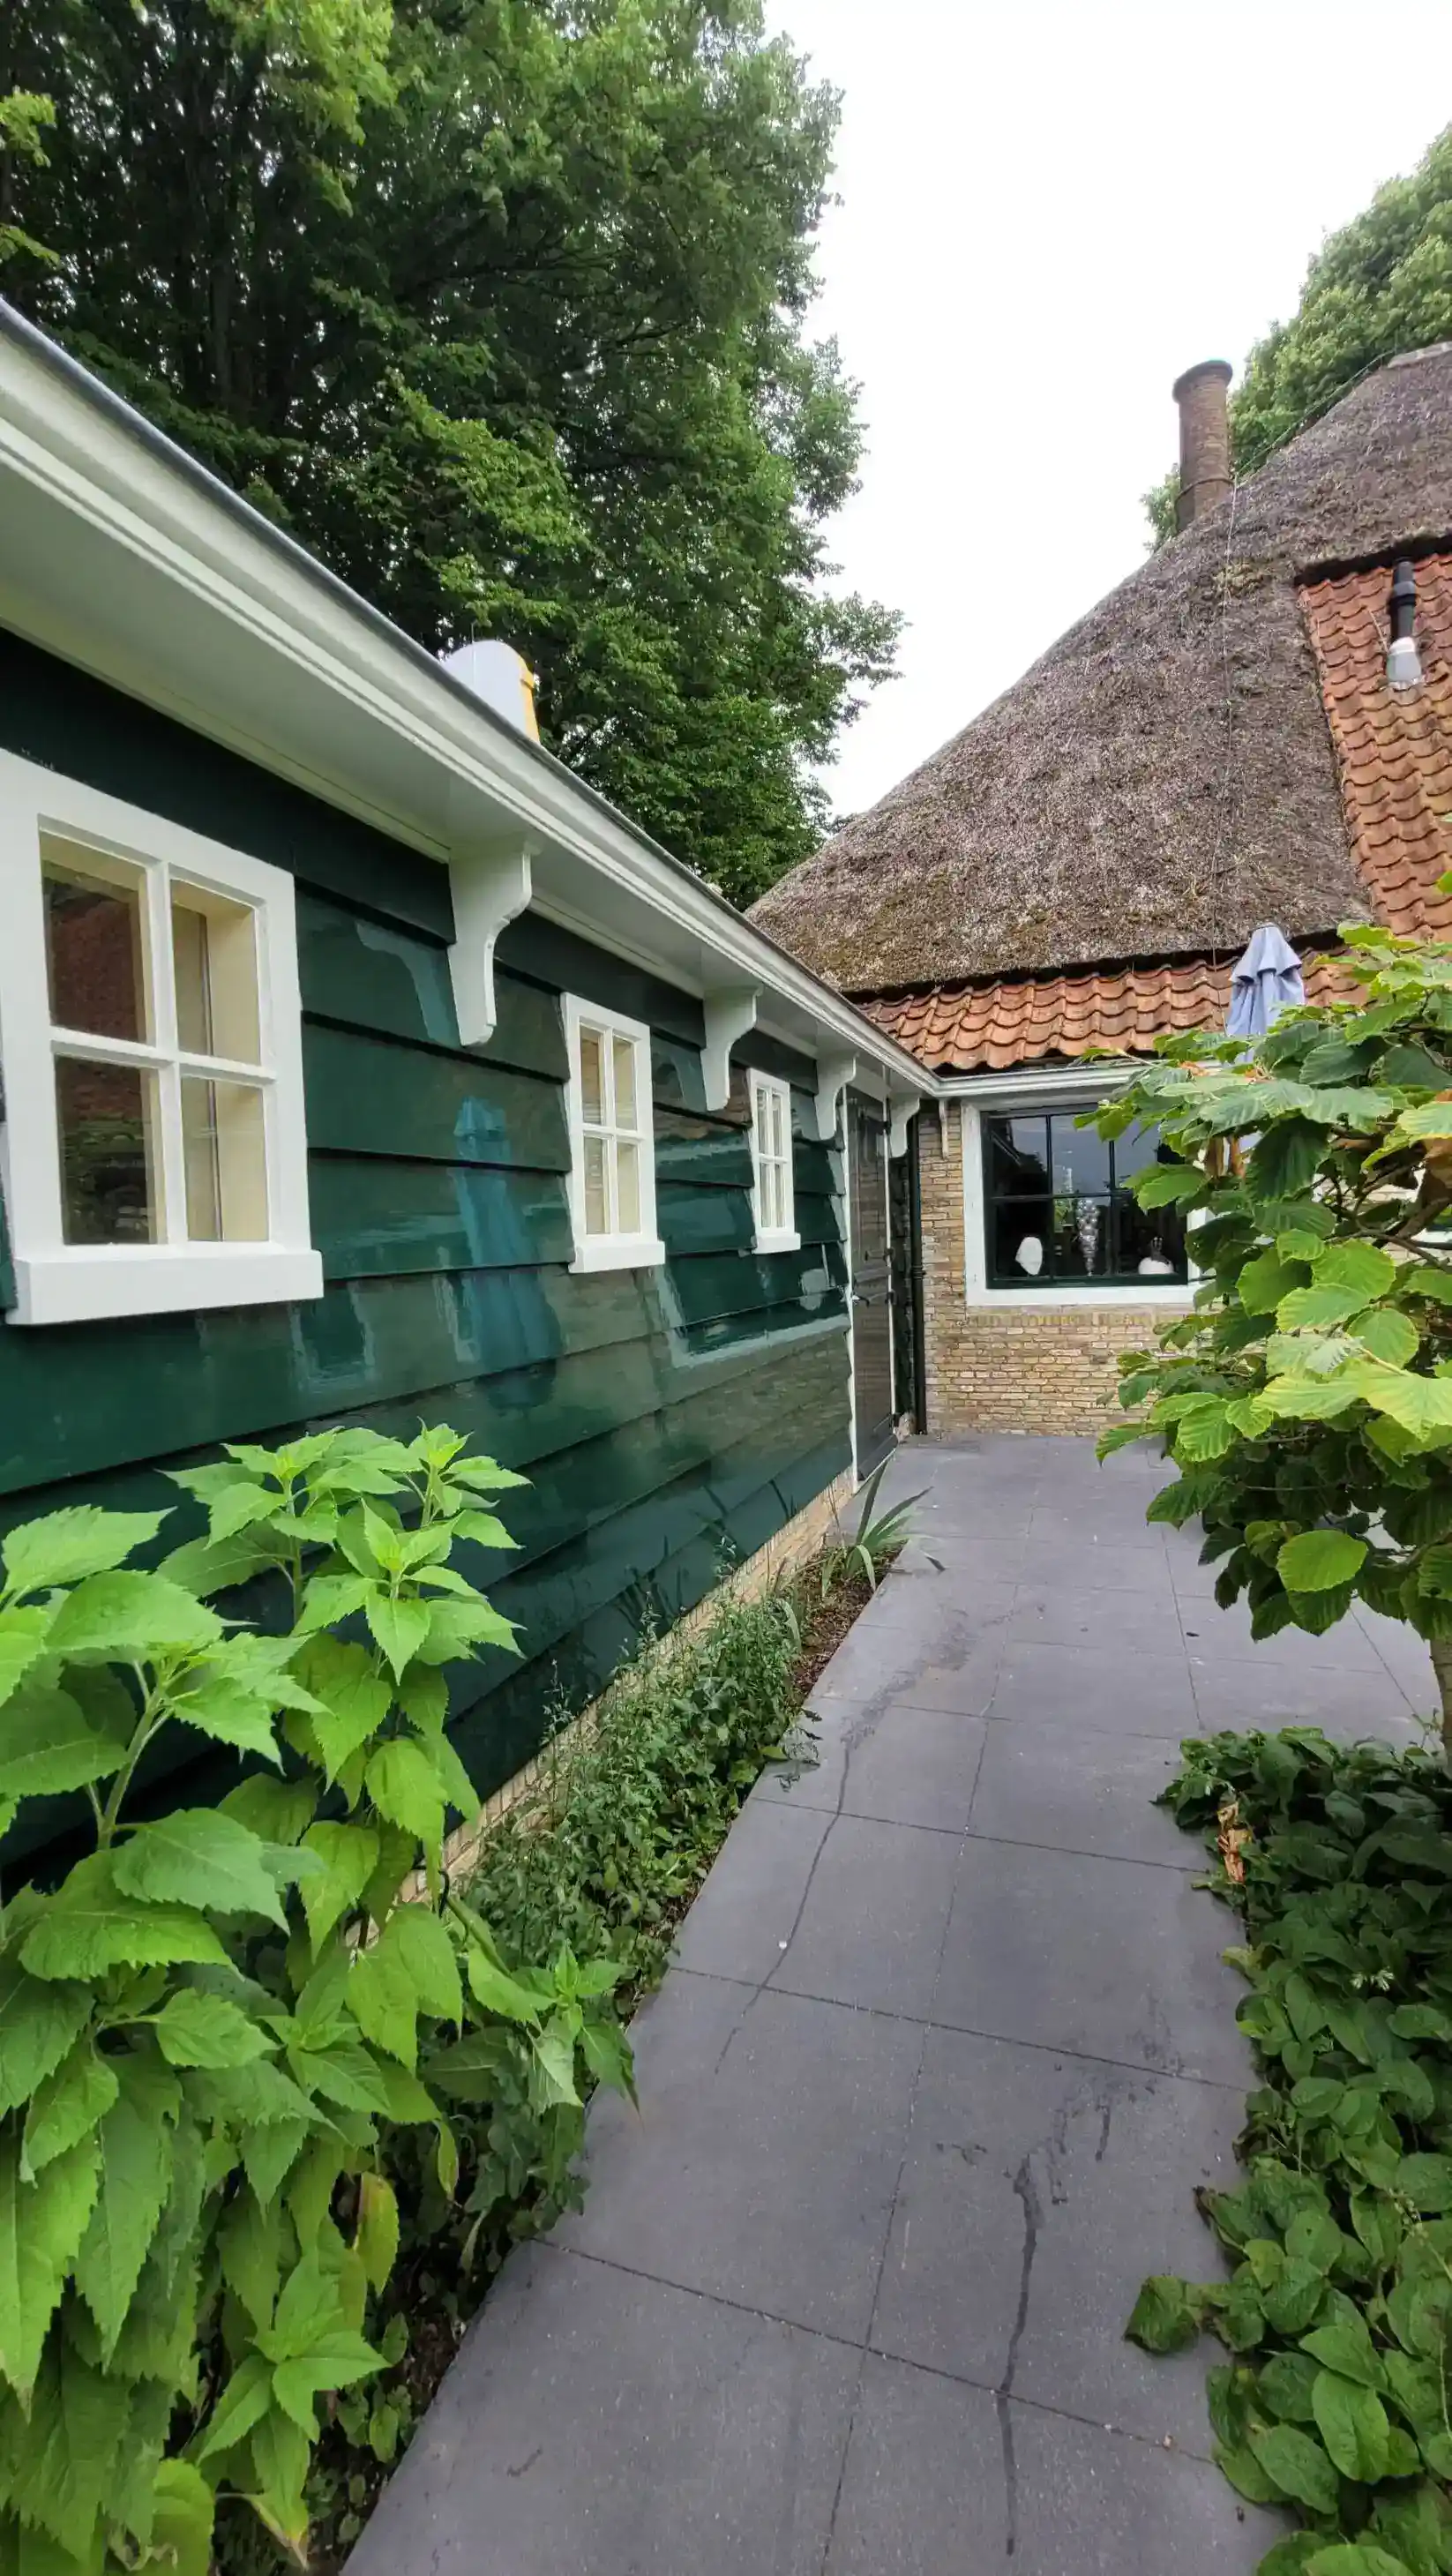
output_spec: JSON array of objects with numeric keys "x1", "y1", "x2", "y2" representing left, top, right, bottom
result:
[{"x1": 348, "y1": 1434, "x2": 1431, "y2": 2574}]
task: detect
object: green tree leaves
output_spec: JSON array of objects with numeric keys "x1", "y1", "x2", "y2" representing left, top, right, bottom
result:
[{"x1": 1278, "y1": 1533, "x2": 1368, "y2": 1593}]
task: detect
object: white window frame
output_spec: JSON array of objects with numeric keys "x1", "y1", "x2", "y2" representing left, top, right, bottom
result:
[
  {"x1": 0, "y1": 749, "x2": 322, "y2": 1326},
  {"x1": 748, "y1": 1069, "x2": 800, "y2": 1254},
  {"x1": 561, "y1": 993, "x2": 664, "y2": 1275},
  {"x1": 956, "y1": 1084, "x2": 1196, "y2": 1311}
]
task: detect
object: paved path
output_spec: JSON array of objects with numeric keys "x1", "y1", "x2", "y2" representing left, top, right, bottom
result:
[{"x1": 353, "y1": 1435, "x2": 1431, "y2": 2576}]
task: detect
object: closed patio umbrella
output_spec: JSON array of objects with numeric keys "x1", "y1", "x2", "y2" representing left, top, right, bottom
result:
[{"x1": 1226, "y1": 924, "x2": 1305, "y2": 1038}]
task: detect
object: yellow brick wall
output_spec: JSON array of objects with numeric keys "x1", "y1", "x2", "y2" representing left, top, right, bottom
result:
[{"x1": 917, "y1": 1102, "x2": 1186, "y2": 1437}]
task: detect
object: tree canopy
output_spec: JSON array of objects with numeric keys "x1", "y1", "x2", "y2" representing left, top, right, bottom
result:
[
  {"x1": 0, "y1": 1, "x2": 897, "y2": 904},
  {"x1": 1145, "y1": 123, "x2": 1452, "y2": 546}
]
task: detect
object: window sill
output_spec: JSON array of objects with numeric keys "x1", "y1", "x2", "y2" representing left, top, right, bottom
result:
[
  {"x1": 966, "y1": 1282, "x2": 1192, "y2": 1312},
  {"x1": 568, "y1": 1235, "x2": 666, "y2": 1276},
  {"x1": 7, "y1": 1245, "x2": 325, "y2": 1327},
  {"x1": 753, "y1": 1229, "x2": 802, "y2": 1256}
]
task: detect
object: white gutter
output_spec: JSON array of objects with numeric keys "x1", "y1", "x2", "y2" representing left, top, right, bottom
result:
[{"x1": 0, "y1": 303, "x2": 932, "y2": 1101}]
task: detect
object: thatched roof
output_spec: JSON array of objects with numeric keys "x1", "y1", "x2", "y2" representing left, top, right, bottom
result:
[{"x1": 751, "y1": 346, "x2": 1452, "y2": 994}]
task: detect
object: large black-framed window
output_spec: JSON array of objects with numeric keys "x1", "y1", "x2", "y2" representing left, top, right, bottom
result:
[{"x1": 983, "y1": 1112, "x2": 1188, "y2": 1289}]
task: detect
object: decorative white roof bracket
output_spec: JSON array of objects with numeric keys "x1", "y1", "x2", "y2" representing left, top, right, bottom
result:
[
  {"x1": 700, "y1": 986, "x2": 759, "y2": 1112},
  {"x1": 812, "y1": 1052, "x2": 857, "y2": 1142},
  {"x1": 888, "y1": 1095, "x2": 921, "y2": 1158},
  {"x1": 447, "y1": 839, "x2": 534, "y2": 1045}
]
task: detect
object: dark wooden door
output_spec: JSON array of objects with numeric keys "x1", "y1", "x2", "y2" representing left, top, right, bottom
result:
[{"x1": 848, "y1": 1100, "x2": 894, "y2": 1476}]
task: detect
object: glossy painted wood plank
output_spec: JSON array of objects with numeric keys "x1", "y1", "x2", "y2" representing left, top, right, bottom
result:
[
  {"x1": 0, "y1": 632, "x2": 454, "y2": 936},
  {"x1": 498, "y1": 914, "x2": 706, "y2": 1050},
  {"x1": 793, "y1": 1189, "x2": 843, "y2": 1249},
  {"x1": 654, "y1": 1111, "x2": 754, "y2": 1191},
  {"x1": 297, "y1": 895, "x2": 569, "y2": 1080},
  {"x1": 303, "y1": 1027, "x2": 571, "y2": 1171},
  {"x1": 657, "y1": 1184, "x2": 754, "y2": 1259},
  {"x1": 663, "y1": 1242, "x2": 848, "y2": 1329},
  {"x1": 311, "y1": 1157, "x2": 574, "y2": 1280}
]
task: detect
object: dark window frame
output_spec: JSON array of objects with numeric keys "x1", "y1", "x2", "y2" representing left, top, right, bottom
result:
[{"x1": 981, "y1": 1109, "x2": 1189, "y2": 1291}]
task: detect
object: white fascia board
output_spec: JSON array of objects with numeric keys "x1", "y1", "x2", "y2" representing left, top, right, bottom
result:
[
  {"x1": 0, "y1": 313, "x2": 933, "y2": 1103},
  {"x1": 934, "y1": 1060, "x2": 1140, "y2": 1107}
]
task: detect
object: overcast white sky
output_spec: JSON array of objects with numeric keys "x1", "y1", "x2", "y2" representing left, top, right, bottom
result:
[{"x1": 764, "y1": 0, "x2": 1452, "y2": 822}]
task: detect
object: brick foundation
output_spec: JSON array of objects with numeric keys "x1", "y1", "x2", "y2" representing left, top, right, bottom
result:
[{"x1": 918, "y1": 1104, "x2": 1186, "y2": 1437}]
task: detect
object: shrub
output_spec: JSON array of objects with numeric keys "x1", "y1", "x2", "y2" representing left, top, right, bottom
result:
[
  {"x1": 0, "y1": 1423, "x2": 631, "y2": 2575},
  {"x1": 1092, "y1": 915, "x2": 1452, "y2": 1751},
  {"x1": 1129, "y1": 1727, "x2": 1452, "y2": 2571}
]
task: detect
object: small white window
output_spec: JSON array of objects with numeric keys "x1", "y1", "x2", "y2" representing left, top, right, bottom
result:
[
  {"x1": 562, "y1": 994, "x2": 663, "y2": 1274},
  {"x1": 0, "y1": 751, "x2": 322, "y2": 1326},
  {"x1": 749, "y1": 1070, "x2": 799, "y2": 1254}
]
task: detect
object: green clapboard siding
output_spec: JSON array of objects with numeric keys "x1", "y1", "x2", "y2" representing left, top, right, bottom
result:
[{"x1": 0, "y1": 637, "x2": 855, "y2": 1864}]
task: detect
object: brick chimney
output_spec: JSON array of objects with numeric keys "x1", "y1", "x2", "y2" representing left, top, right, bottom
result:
[{"x1": 1172, "y1": 359, "x2": 1232, "y2": 528}]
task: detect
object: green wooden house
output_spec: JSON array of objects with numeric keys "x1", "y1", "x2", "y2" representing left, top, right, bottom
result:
[{"x1": 0, "y1": 304, "x2": 931, "y2": 1861}]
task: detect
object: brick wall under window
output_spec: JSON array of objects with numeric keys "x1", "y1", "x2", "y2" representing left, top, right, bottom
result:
[{"x1": 917, "y1": 1104, "x2": 1187, "y2": 1436}]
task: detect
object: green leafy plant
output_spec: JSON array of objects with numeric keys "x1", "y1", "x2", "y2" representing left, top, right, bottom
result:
[
  {"x1": 1091, "y1": 910, "x2": 1452, "y2": 1751},
  {"x1": 0, "y1": 1423, "x2": 633, "y2": 2574},
  {"x1": 1129, "y1": 1726, "x2": 1452, "y2": 2573},
  {"x1": 818, "y1": 1458, "x2": 921, "y2": 1603}
]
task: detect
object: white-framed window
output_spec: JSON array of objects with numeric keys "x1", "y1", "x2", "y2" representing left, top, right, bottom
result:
[
  {"x1": 0, "y1": 750, "x2": 322, "y2": 1326},
  {"x1": 749, "y1": 1070, "x2": 799, "y2": 1254},
  {"x1": 562, "y1": 994, "x2": 663, "y2": 1274},
  {"x1": 957, "y1": 1090, "x2": 1194, "y2": 1311}
]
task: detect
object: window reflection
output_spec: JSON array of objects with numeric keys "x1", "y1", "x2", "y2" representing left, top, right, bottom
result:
[{"x1": 984, "y1": 1110, "x2": 1186, "y2": 1287}]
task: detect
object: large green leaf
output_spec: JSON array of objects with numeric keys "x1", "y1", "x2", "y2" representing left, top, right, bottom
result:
[
  {"x1": 21, "y1": 2041, "x2": 119, "y2": 2176},
  {"x1": 1311, "y1": 2368, "x2": 1390, "y2": 2481},
  {"x1": 152, "y1": 1988, "x2": 273, "y2": 2070},
  {"x1": 1247, "y1": 2422, "x2": 1340, "y2": 2513},
  {"x1": 354, "y1": 2173, "x2": 399, "y2": 2294},
  {"x1": 195, "y1": 2351, "x2": 274, "y2": 2461},
  {"x1": 0, "y1": 2129, "x2": 101, "y2": 2400},
  {"x1": 1277, "y1": 1531, "x2": 1368, "y2": 1592},
  {"x1": 0, "y1": 1683, "x2": 128, "y2": 1801},
  {"x1": 298, "y1": 1822, "x2": 379, "y2": 1952},
  {"x1": 1395, "y1": 2153, "x2": 1452, "y2": 2211},
  {"x1": 1240, "y1": 1252, "x2": 1304, "y2": 1314},
  {"x1": 1278, "y1": 1284, "x2": 1368, "y2": 1332},
  {"x1": 364, "y1": 1740, "x2": 446, "y2": 1847},
  {"x1": 365, "y1": 1591, "x2": 430, "y2": 1681},
  {"x1": 292, "y1": 1639, "x2": 390, "y2": 1783},
  {"x1": 348, "y1": 1914, "x2": 424, "y2": 2068},
  {"x1": 72, "y1": 2075, "x2": 176, "y2": 2357},
  {"x1": 1301, "y1": 2310, "x2": 1386, "y2": 2390},
  {"x1": 147, "y1": 2461, "x2": 214, "y2": 2576},
  {"x1": 1312, "y1": 1243, "x2": 1398, "y2": 1302},
  {"x1": 0, "y1": 1957, "x2": 92, "y2": 2115},
  {"x1": 168, "y1": 1671, "x2": 282, "y2": 1764},
  {"x1": 1, "y1": 1507, "x2": 168, "y2": 1601},
  {"x1": 1353, "y1": 1307, "x2": 1420, "y2": 1367},
  {"x1": 45, "y1": 1570, "x2": 222, "y2": 1659},
  {"x1": 0, "y1": 1606, "x2": 54, "y2": 1707},
  {"x1": 113, "y1": 1810, "x2": 288, "y2": 1927},
  {"x1": 1305, "y1": 2550, "x2": 1423, "y2": 2575},
  {"x1": 271, "y1": 2328, "x2": 382, "y2": 2430},
  {"x1": 20, "y1": 1855, "x2": 228, "y2": 1981},
  {"x1": 4, "y1": 2333, "x2": 132, "y2": 2557}
]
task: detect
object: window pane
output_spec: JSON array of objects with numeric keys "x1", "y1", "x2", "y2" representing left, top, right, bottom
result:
[
  {"x1": 1111, "y1": 1119, "x2": 1171, "y2": 1185},
  {"x1": 771, "y1": 1088, "x2": 785, "y2": 1160},
  {"x1": 1052, "y1": 1192, "x2": 1111, "y2": 1277},
  {"x1": 172, "y1": 887, "x2": 260, "y2": 1065},
  {"x1": 762, "y1": 1162, "x2": 778, "y2": 1232},
  {"x1": 42, "y1": 842, "x2": 149, "y2": 1043},
  {"x1": 580, "y1": 1028, "x2": 604, "y2": 1127},
  {"x1": 181, "y1": 1079, "x2": 268, "y2": 1241},
  {"x1": 56, "y1": 1056, "x2": 159, "y2": 1244},
  {"x1": 612, "y1": 1035, "x2": 638, "y2": 1132},
  {"x1": 992, "y1": 1201, "x2": 1052, "y2": 1281},
  {"x1": 583, "y1": 1135, "x2": 607, "y2": 1233},
  {"x1": 616, "y1": 1139, "x2": 641, "y2": 1234},
  {"x1": 1048, "y1": 1113, "x2": 1111, "y2": 1197},
  {"x1": 989, "y1": 1117, "x2": 1048, "y2": 1194},
  {"x1": 1114, "y1": 1191, "x2": 1186, "y2": 1279}
]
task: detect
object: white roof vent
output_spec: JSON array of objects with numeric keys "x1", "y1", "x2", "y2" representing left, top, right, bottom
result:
[{"x1": 442, "y1": 639, "x2": 540, "y2": 741}]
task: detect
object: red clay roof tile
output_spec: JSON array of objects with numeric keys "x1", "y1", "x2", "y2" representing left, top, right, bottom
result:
[
  {"x1": 864, "y1": 954, "x2": 1348, "y2": 1073},
  {"x1": 1300, "y1": 557, "x2": 1452, "y2": 940}
]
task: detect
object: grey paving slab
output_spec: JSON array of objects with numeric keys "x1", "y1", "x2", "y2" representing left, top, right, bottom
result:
[
  {"x1": 1179, "y1": 1592, "x2": 1389, "y2": 1670},
  {"x1": 890, "y1": 1532, "x2": 1030, "y2": 1582},
  {"x1": 807, "y1": 1584, "x2": 1014, "y2": 1705},
  {"x1": 1013, "y1": 1536, "x2": 1178, "y2": 1595},
  {"x1": 1188, "y1": 1649, "x2": 1417, "y2": 1739},
  {"x1": 348, "y1": 2244, "x2": 860, "y2": 2576},
  {"x1": 968, "y1": 1718, "x2": 1194, "y2": 1867},
  {"x1": 849, "y1": 1574, "x2": 1020, "y2": 1633},
  {"x1": 988, "y1": 1638, "x2": 1200, "y2": 1737},
  {"x1": 932, "y1": 1838, "x2": 1251, "y2": 2084},
  {"x1": 752, "y1": 1700, "x2": 988, "y2": 1829},
  {"x1": 673, "y1": 1799, "x2": 833, "y2": 1984},
  {"x1": 823, "y1": 2355, "x2": 1282, "y2": 2574},
  {"x1": 1008, "y1": 1581, "x2": 1186, "y2": 1655},
  {"x1": 557, "y1": 1972, "x2": 924, "y2": 2339},
  {"x1": 767, "y1": 1812, "x2": 962, "y2": 2017},
  {"x1": 1029, "y1": 1499, "x2": 1170, "y2": 1549},
  {"x1": 870, "y1": 2024, "x2": 1240, "y2": 2448}
]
